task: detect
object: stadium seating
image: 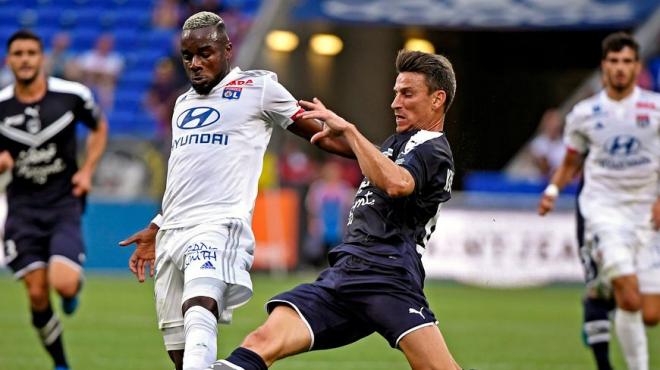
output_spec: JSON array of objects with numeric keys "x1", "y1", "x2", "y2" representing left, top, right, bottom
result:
[{"x1": 0, "y1": 0, "x2": 261, "y2": 137}]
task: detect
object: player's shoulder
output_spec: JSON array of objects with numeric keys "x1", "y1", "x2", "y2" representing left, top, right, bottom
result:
[
  {"x1": 404, "y1": 130, "x2": 453, "y2": 160},
  {"x1": 237, "y1": 69, "x2": 277, "y2": 79},
  {"x1": 47, "y1": 77, "x2": 93, "y2": 101},
  {"x1": 231, "y1": 69, "x2": 279, "y2": 85},
  {"x1": 566, "y1": 92, "x2": 601, "y2": 124},
  {"x1": 637, "y1": 88, "x2": 660, "y2": 108},
  {"x1": 0, "y1": 83, "x2": 14, "y2": 104},
  {"x1": 572, "y1": 92, "x2": 601, "y2": 116},
  {"x1": 174, "y1": 87, "x2": 195, "y2": 106}
]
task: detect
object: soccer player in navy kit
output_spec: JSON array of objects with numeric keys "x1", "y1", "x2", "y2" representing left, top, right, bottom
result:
[
  {"x1": 206, "y1": 50, "x2": 460, "y2": 370},
  {"x1": 0, "y1": 30, "x2": 108, "y2": 370}
]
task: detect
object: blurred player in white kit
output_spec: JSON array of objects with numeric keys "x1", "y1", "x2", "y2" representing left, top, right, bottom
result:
[{"x1": 539, "y1": 32, "x2": 660, "y2": 370}]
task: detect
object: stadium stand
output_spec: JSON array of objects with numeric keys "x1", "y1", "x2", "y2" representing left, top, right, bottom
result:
[{"x1": 0, "y1": 0, "x2": 261, "y2": 137}]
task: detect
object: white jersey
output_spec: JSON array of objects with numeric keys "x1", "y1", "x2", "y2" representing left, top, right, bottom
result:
[
  {"x1": 565, "y1": 87, "x2": 660, "y2": 225},
  {"x1": 161, "y1": 67, "x2": 302, "y2": 229}
]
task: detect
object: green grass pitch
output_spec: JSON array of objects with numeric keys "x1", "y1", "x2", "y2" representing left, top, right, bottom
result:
[{"x1": 0, "y1": 272, "x2": 658, "y2": 369}]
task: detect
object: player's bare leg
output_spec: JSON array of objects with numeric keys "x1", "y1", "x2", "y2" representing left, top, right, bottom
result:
[
  {"x1": 241, "y1": 305, "x2": 311, "y2": 365},
  {"x1": 49, "y1": 259, "x2": 83, "y2": 315},
  {"x1": 24, "y1": 268, "x2": 49, "y2": 310},
  {"x1": 207, "y1": 305, "x2": 311, "y2": 369},
  {"x1": 399, "y1": 325, "x2": 460, "y2": 370},
  {"x1": 641, "y1": 294, "x2": 660, "y2": 326},
  {"x1": 612, "y1": 274, "x2": 647, "y2": 370},
  {"x1": 24, "y1": 267, "x2": 70, "y2": 369}
]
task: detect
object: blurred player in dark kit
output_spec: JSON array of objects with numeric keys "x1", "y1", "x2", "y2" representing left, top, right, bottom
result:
[{"x1": 0, "y1": 30, "x2": 108, "y2": 370}]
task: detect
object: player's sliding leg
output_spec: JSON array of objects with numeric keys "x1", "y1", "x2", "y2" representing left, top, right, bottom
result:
[
  {"x1": 207, "y1": 305, "x2": 312, "y2": 369},
  {"x1": 24, "y1": 268, "x2": 70, "y2": 370},
  {"x1": 582, "y1": 296, "x2": 615, "y2": 370},
  {"x1": 399, "y1": 325, "x2": 460, "y2": 370},
  {"x1": 49, "y1": 259, "x2": 83, "y2": 315},
  {"x1": 181, "y1": 279, "x2": 226, "y2": 370},
  {"x1": 612, "y1": 274, "x2": 647, "y2": 370}
]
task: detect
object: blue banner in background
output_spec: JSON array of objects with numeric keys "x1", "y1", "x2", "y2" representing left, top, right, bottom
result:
[
  {"x1": 82, "y1": 200, "x2": 159, "y2": 270},
  {"x1": 293, "y1": 0, "x2": 659, "y2": 29}
]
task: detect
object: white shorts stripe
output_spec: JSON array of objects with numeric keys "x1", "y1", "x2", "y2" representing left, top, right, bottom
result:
[
  {"x1": 49, "y1": 255, "x2": 83, "y2": 272},
  {"x1": 267, "y1": 299, "x2": 315, "y2": 351},
  {"x1": 395, "y1": 321, "x2": 438, "y2": 348},
  {"x1": 217, "y1": 360, "x2": 244, "y2": 370},
  {"x1": 14, "y1": 261, "x2": 47, "y2": 279},
  {"x1": 587, "y1": 333, "x2": 611, "y2": 344}
]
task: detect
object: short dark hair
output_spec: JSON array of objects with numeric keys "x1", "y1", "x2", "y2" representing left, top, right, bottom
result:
[
  {"x1": 6, "y1": 29, "x2": 42, "y2": 52},
  {"x1": 395, "y1": 50, "x2": 457, "y2": 112},
  {"x1": 182, "y1": 11, "x2": 229, "y2": 43},
  {"x1": 601, "y1": 32, "x2": 639, "y2": 60}
]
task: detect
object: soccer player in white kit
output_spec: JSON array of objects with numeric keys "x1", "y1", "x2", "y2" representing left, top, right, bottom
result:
[
  {"x1": 539, "y1": 32, "x2": 660, "y2": 370},
  {"x1": 119, "y1": 12, "x2": 352, "y2": 370}
]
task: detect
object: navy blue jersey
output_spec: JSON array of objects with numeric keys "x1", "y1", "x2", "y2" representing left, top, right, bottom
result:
[
  {"x1": 330, "y1": 129, "x2": 454, "y2": 275},
  {"x1": 0, "y1": 77, "x2": 100, "y2": 207}
]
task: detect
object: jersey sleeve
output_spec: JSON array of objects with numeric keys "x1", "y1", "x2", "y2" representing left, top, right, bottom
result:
[
  {"x1": 73, "y1": 84, "x2": 101, "y2": 130},
  {"x1": 563, "y1": 107, "x2": 588, "y2": 154},
  {"x1": 398, "y1": 139, "x2": 453, "y2": 201},
  {"x1": 261, "y1": 73, "x2": 303, "y2": 130}
]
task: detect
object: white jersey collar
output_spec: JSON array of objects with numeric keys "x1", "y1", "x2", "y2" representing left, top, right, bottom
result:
[
  {"x1": 209, "y1": 67, "x2": 242, "y2": 94},
  {"x1": 187, "y1": 67, "x2": 243, "y2": 97},
  {"x1": 600, "y1": 86, "x2": 640, "y2": 107}
]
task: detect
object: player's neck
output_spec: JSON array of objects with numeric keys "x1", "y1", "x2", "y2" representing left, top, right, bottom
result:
[
  {"x1": 605, "y1": 84, "x2": 636, "y2": 102},
  {"x1": 14, "y1": 74, "x2": 47, "y2": 104},
  {"x1": 418, "y1": 115, "x2": 445, "y2": 132}
]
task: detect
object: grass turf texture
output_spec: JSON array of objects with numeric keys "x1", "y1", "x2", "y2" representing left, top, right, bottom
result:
[{"x1": 0, "y1": 272, "x2": 658, "y2": 370}]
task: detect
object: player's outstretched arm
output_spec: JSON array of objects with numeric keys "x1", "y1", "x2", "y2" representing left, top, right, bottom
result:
[
  {"x1": 300, "y1": 98, "x2": 414, "y2": 198},
  {"x1": 118, "y1": 222, "x2": 158, "y2": 282},
  {"x1": 287, "y1": 114, "x2": 356, "y2": 159},
  {"x1": 538, "y1": 148, "x2": 583, "y2": 216},
  {"x1": 0, "y1": 150, "x2": 14, "y2": 173}
]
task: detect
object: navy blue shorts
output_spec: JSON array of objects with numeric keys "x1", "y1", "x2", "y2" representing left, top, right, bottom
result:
[
  {"x1": 4, "y1": 203, "x2": 84, "y2": 278},
  {"x1": 267, "y1": 254, "x2": 437, "y2": 349}
]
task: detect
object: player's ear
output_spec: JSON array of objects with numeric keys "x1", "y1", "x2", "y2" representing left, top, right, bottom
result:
[{"x1": 432, "y1": 90, "x2": 446, "y2": 111}]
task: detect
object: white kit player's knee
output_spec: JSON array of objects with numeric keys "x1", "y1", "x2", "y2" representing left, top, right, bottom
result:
[
  {"x1": 615, "y1": 309, "x2": 648, "y2": 370},
  {"x1": 183, "y1": 306, "x2": 218, "y2": 370}
]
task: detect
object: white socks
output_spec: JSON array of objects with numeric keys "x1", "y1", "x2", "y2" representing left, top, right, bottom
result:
[
  {"x1": 183, "y1": 306, "x2": 218, "y2": 370},
  {"x1": 614, "y1": 308, "x2": 648, "y2": 370}
]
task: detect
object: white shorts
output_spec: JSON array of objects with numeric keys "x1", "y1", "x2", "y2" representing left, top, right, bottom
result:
[
  {"x1": 154, "y1": 220, "x2": 255, "y2": 332},
  {"x1": 637, "y1": 232, "x2": 660, "y2": 294},
  {"x1": 586, "y1": 220, "x2": 660, "y2": 293}
]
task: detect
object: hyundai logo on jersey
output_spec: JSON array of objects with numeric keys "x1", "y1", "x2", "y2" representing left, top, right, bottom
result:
[
  {"x1": 604, "y1": 135, "x2": 641, "y2": 156},
  {"x1": 176, "y1": 107, "x2": 220, "y2": 129}
]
